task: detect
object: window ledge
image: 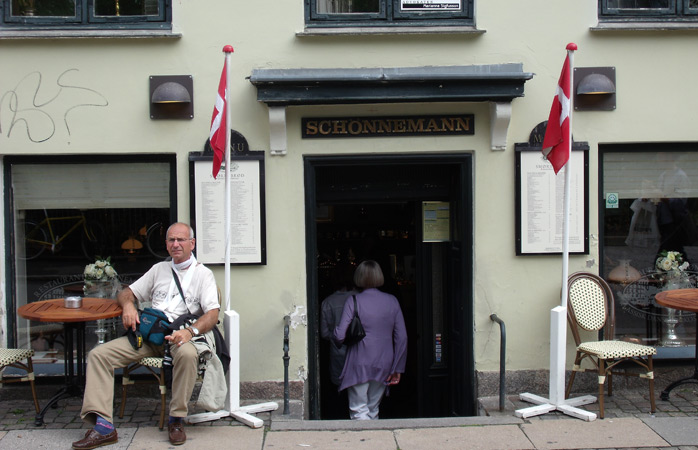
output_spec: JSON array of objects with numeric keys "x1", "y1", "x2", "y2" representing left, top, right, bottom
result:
[
  {"x1": 297, "y1": 25, "x2": 484, "y2": 36},
  {"x1": 592, "y1": 21, "x2": 698, "y2": 31},
  {"x1": 0, "y1": 29, "x2": 181, "y2": 39}
]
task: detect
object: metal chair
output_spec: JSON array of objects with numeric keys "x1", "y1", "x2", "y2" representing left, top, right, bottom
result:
[
  {"x1": 0, "y1": 348, "x2": 41, "y2": 414},
  {"x1": 565, "y1": 271, "x2": 657, "y2": 419}
]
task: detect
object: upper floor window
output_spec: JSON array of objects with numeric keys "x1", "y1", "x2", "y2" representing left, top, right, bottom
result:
[
  {"x1": 306, "y1": 0, "x2": 473, "y2": 28},
  {"x1": 2, "y1": 0, "x2": 171, "y2": 29},
  {"x1": 599, "y1": 0, "x2": 698, "y2": 21}
]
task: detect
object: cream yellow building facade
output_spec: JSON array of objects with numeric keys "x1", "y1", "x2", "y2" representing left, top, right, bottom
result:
[{"x1": 2, "y1": 0, "x2": 698, "y2": 418}]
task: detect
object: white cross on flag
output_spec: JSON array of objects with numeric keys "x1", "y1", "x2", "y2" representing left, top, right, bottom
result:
[
  {"x1": 209, "y1": 60, "x2": 228, "y2": 178},
  {"x1": 542, "y1": 54, "x2": 571, "y2": 175}
]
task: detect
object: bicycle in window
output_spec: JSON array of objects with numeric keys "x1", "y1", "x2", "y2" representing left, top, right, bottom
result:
[{"x1": 21, "y1": 210, "x2": 107, "y2": 261}]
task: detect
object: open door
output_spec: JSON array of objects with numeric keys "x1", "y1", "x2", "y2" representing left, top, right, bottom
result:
[{"x1": 305, "y1": 154, "x2": 475, "y2": 419}]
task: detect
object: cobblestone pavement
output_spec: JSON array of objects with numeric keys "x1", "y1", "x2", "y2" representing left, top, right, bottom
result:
[{"x1": 1, "y1": 379, "x2": 697, "y2": 450}]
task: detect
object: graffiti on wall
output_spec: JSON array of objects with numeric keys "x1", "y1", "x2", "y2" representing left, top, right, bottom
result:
[{"x1": 0, "y1": 69, "x2": 109, "y2": 143}]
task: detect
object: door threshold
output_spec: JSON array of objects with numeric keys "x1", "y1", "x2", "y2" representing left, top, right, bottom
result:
[{"x1": 269, "y1": 415, "x2": 522, "y2": 431}]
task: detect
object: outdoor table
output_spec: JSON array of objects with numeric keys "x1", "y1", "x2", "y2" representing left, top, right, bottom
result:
[
  {"x1": 17, "y1": 297, "x2": 122, "y2": 426},
  {"x1": 654, "y1": 288, "x2": 698, "y2": 400}
]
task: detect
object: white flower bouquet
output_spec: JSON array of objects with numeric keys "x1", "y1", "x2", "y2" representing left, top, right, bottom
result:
[
  {"x1": 84, "y1": 257, "x2": 119, "y2": 299},
  {"x1": 84, "y1": 257, "x2": 118, "y2": 281},
  {"x1": 655, "y1": 250, "x2": 689, "y2": 285}
]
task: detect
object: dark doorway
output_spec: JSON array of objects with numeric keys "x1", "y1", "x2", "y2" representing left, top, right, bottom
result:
[{"x1": 305, "y1": 154, "x2": 475, "y2": 420}]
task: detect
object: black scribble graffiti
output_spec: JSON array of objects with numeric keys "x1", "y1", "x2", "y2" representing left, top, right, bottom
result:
[{"x1": 0, "y1": 69, "x2": 109, "y2": 143}]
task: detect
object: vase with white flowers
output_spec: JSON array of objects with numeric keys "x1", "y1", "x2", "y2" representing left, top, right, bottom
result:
[
  {"x1": 83, "y1": 257, "x2": 120, "y2": 298},
  {"x1": 655, "y1": 250, "x2": 690, "y2": 290},
  {"x1": 83, "y1": 257, "x2": 120, "y2": 344},
  {"x1": 655, "y1": 250, "x2": 691, "y2": 347}
]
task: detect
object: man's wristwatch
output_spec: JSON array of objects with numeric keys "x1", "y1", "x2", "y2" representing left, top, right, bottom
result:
[{"x1": 190, "y1": 326, "x2": 200, "y2": 336}]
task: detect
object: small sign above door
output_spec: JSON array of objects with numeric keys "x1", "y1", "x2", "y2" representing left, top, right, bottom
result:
[{"x1": 302, "y1": 114, "x2": 474, "y2": 139}]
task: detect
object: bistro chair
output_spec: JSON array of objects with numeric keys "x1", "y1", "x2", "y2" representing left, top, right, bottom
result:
[
  {"x1": 119, "y1": 355, "x2": 166, "y2": 429},
  {"x1": 0, "y1": 348, "x2": 41, "y2": 414},
  {"x1": 565, "y1": 271, "x2": 657, "y2": 419},
  {"x1": 118, "y1": 288, "x2": 222, "y2": 429}
]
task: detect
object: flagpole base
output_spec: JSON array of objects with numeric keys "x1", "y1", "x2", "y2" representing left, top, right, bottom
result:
[
  {"x1": 515, "y1": 392, "x2": 597, "y2": 421},
  {"x1": 186, "y1": 401, "x2": 279, "y2": 429}
]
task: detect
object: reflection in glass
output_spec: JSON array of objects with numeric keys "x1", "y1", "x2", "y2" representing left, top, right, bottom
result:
[
  {"x1": 11, "y1": 0, "x2": 75, "y2": 17},
  {"x1": 94, "y1": 0, "x2": 160, "y2": 16},
  {"x1": 603, "y1": 150, "x2": 698, "y2": 349},
  {"x1": 606, "y1": 0, "x2": 669, "y2": 8},
  {"x1": 316, "y1": 0, "x2": 379, "y2": 14}
]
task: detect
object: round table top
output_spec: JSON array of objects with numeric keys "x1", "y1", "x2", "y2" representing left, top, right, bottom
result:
[
  {"x1": 18, "y1": 298, "x2": 122, "y2": 323},
  {"x1": 655, "y1": 288, "x2": 698, "y2": 313}
]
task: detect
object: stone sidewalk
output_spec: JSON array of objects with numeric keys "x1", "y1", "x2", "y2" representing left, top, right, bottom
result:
[{"x1": 0, "y1": 378, "x2": 697, "y2": 449}]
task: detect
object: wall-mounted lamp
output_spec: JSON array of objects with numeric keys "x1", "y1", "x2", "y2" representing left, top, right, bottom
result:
[
  {"x1": 574, "y1": 67, "x2": 616, "y2": 111},
  {"x1": 149, "y1": 75, "x2": 194, "y2": 120}
]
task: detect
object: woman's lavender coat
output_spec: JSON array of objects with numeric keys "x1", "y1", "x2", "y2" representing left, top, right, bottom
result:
[{"x1": 333, "y1": 288, "x2": 408, "y2": 392}]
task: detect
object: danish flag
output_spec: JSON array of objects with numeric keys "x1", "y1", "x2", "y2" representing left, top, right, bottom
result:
[
  {"x1": 209, "y1": 60, "x2": 227, "y2": 178},
  {"x1": 542, "y1": 54, "x2": 571, "y2": 175}
]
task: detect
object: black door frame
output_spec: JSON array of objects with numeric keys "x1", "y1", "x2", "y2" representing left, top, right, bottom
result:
[{"x1": 304, "y1": 153, "x2": 475, "y2": 419}]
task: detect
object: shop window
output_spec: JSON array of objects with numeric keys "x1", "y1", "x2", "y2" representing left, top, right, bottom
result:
[
  {"x1": 2, "y1": 0, "x2": 171, "y2": 29},
  {"x1": 307, "y1": 0, "x2": 473, "y2": 28},
  {"x1": 5, "y1": 155, "x2": 175, "y2": 356},
  {"x1": 601, "y1": 145, "x2": 698, "y2": 356},
  {"x1": 599, "y1": 0, "x2": 698, "y2": 21}
]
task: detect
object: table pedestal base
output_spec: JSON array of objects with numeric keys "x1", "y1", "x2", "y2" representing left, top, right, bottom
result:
[
  {"x1": 661, "y1": 340, "x2": 698, "y2": 400},
  {"x1": 35, "y1": 383, "x2": 83, "y2": 426},
  {"x1": 661, "y1": 372, "x2": 698, "y2": 401},
  {"x1": 34, "y1": 322, "x2": 86, "y2": 426}
]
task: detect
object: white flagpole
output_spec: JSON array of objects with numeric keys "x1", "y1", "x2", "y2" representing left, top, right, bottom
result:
[
  {"x1": 223, "y1": 46, "x2": 233, "y2": 313},
  {"x1": 187, "y1": 45, "x2": 278, "y2": 428},
  {"x1": 549, "y1": 45, "x2": 574, "y2": 406},
  {"x1": 516, "y1": 43, "x2": 596, "y2": 421}
]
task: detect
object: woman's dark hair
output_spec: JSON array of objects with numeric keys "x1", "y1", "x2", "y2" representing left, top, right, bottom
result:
[{"x1": 353, "y1": 260, "x2": 384, "y2": 289}]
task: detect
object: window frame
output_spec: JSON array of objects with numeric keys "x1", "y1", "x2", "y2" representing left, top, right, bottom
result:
[
  {"x1": 1, "y1": 0, "x2": 171, "y2": 30},
  {"x1": 306, "y1": 0, "x2": 474, "y2": 28},
  {"x1": 599, "y1": 0, "x2": 698, "y2": 21}
]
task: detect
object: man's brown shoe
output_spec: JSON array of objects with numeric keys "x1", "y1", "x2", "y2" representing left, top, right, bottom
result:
[
  {"x1": 72, "y1": 429, "x2": 118, "y2": 450},
  {"x1": 168, "y1": 421, "x2": 186, "y2": 445}
]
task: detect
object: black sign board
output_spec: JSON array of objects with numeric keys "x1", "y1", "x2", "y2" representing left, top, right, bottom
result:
[{"x1": 302, "y1": 114, "x2": 474, "y2": 139}]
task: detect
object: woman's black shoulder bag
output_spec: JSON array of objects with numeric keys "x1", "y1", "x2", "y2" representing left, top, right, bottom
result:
[{"x1": 344, "y1": 295, "x2": 366, "y2": 346}]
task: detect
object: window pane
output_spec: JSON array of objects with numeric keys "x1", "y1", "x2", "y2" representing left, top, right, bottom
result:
[
  {"x1": 11, "y1": 158, "x2": 173, "y2": 355},
  {"x1": 602, "y1": 149, "x2": 698, "y2": 350},
  {"x1": 94, "y1": 0, "x2": 160, "y2": 16},
  {"x1": 606, "y1": 0, "x2": 670, "y2": 8},
  {"x1": 316, "y1": 0, "x2": 379, "y2": 14},
  {"x1": 11, "y1": 0, "x2": 76, "y2": 17}
]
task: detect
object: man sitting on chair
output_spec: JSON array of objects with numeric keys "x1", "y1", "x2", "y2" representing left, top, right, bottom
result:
[{"x1": 73, "y1": 222, "x2": 220, "y2": 449}]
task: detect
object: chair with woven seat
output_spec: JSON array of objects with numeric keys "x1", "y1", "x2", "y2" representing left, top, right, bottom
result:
[
  {"x1": 0, "y1": 348, "x2": 41, "y2": 414},
  {"x1": 119, "y1": 355, "x2": 166, "y2": 429},
  {"x1": 565, "y1": 271, "x2": 657, "y2": 419},
  {"x1": 118, "y1": 288, "x2": 221, "y2": 429}
]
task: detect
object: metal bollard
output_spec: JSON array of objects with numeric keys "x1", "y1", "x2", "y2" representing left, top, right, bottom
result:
[
  {"x1": 283, "y1": 315, "x2": 291, "y2": 415},
  {"x1": 489, "y1": 313, "x2": 506, "y2": 411}
]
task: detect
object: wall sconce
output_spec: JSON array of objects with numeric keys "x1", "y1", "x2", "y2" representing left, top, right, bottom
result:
[
  {"x1": 574, "y1": 67, "x2": 616, "y2": 111},
  {"x1": 149, "y1": 75, "x2": 194, "y2": 120}
]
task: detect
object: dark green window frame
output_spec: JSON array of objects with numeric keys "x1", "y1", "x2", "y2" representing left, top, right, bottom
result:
[
  {"x1": 1, "y1": 0, "x2": 171, "y2": 29},
  {"x1": 306, "y1": 0, "x2": 474, "y2": 28},
  {"x1": 599, "y1": 0, "x2": 698, "y2": 21}
]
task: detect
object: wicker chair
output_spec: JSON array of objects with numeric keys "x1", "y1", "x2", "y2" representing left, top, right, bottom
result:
[
  {"x1": 565, "y1": 271, "x2": 657, "y2": 419},
  {"x1": 0, "y1": 348, "x2": 41, "y2": 414},
  {"x1": 119, "y1": 356, "x2": 166, "y2": 429},
  {"x1": 118, "y1": 288, "x2": 221, "y2": 429}
]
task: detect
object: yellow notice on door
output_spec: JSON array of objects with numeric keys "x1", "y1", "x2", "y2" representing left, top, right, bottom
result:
[{"x1": 422, "y1": 201, "x2": 450, "y2": 242}]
